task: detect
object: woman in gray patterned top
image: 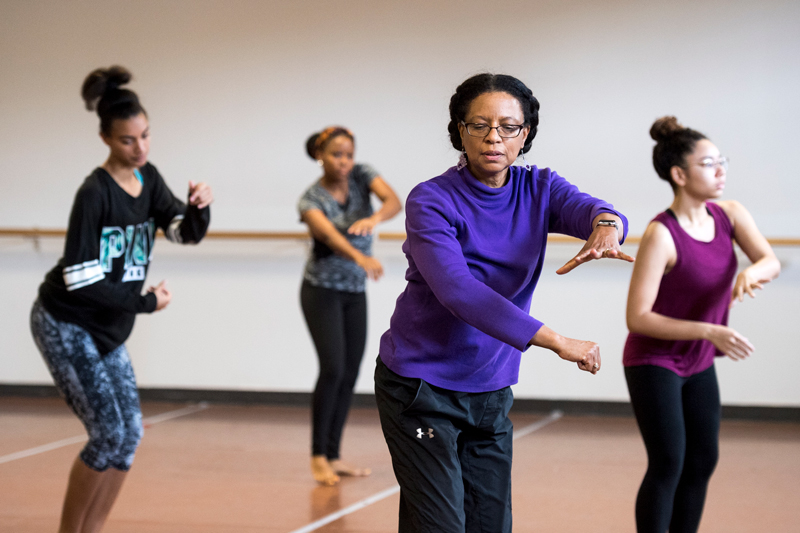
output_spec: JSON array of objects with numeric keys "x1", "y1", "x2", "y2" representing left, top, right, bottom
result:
[{"x1": 298, "y1": 126, "x2": 401, "y2": 485}]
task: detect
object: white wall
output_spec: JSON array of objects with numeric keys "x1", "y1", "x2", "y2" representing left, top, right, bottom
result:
[
  {"x1": 1, "y1": 0, "x2": 799, "y2": 405},
  {"x1": 3, "y1": 236, "x2": 799, "y2": 406}
]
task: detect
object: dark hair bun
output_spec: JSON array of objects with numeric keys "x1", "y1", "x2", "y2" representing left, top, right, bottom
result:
[
  {"x1": 81, "y1": 66, "x2": 133, "y2": 111},
  {"x1": 305, "y1": 133, "x2": 320, "y2": 160},
  {"x1": 81, "y1": 66, "x2": 144, "y2": 135},
  {"x1": 649, "y1": 116, "x2": 707, "y2": 188},
  {"x1": 649, "y1": 116, "x2": 684, "y2": 142}
]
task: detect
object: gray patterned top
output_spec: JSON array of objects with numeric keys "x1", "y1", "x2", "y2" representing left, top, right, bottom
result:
[{"x1": 297, "y1": 163, "x2": 378, "y2": 292}]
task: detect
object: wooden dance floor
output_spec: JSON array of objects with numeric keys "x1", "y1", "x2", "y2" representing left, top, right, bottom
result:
[{"x1": 1, "y1": 397, "x2": 798, "y2": 532}]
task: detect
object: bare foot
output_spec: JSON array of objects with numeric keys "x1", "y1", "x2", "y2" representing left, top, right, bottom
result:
[
  {"x1": 329, "y1": 459, "x2": 371, "y2": 477},
  {"x1": 311, "y1": 455, "x2": 340, "y2": 486}
]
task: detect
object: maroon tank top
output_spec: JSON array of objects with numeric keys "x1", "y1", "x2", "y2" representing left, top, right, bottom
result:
[{"x1": 623, "y1": 202, "x2": 737, "y2": 376}]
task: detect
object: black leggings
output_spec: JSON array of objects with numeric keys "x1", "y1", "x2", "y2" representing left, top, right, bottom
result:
[
  {"x1": 300, "y1": 281, "x2": 367, "y2": 458},
  {"x1": 625, "y1": 364, "x2": 721, "y2": 533}
]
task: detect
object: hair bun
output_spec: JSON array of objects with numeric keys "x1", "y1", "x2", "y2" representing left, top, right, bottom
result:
[
  {"x1": 650, "y1": 116, "x2": 684, "y2": 142},
  {"x1": 81, "y1": 66, "x2": 133, "y2": 111},
  {"x1": 649, "y1": 117, "x2": 707, "y2": 187},
  {"x1": 305, "y1": 133, "x2": 321, "y2": 159}
]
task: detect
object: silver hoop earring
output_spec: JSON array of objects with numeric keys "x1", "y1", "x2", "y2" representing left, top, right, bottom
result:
[{"x1": 457, "y1": 150, "x2": 468, "y2": 170}]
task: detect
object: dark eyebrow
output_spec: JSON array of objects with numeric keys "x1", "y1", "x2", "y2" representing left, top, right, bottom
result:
[
  {"x1": 119, "y1": 128, "x2": 149, "y2": 140},
  {"x1": 469, "y1": 115, "x2": 522, "y2": 122}
]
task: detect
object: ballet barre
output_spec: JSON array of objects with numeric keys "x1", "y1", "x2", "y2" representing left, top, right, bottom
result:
[{"x1": 2, "y1": 228, "x2": 800, "y2": 246}]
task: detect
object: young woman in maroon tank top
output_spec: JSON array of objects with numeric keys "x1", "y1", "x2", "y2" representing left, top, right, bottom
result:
[{"x1": 623, "y1": 116, "x2": 780, "y2": 532}]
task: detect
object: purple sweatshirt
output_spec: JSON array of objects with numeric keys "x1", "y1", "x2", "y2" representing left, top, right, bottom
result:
[
  {"x1": 623, "y1": 202, "x2": 736, "y2": 377},
  {"x1": 379, "y1": 165, "x2": 628, "y2": 392}
]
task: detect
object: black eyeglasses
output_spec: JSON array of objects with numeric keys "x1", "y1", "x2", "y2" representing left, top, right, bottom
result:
[{"x1": 461, "y1": 122, "x2": 525, "y2": 138}]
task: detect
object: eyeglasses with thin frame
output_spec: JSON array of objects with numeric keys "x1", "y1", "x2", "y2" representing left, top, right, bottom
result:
[
  {"x1": 461, "y1": 122, "x2": 525, "y2": 139},
  {"x1": 696, "y1": 156, "x2": 729, "y2": 171}
]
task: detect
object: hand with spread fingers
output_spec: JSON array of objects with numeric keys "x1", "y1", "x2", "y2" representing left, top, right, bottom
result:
[
  {"x1": 730, "y1": 266, "x2": 771, "y2": 308},
  {"x1": 557, "y1": 218, "x2": 635, "y2": 275}
]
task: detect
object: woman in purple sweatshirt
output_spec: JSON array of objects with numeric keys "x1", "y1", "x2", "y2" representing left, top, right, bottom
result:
[
  {"x1": 624, "y1": 117, "x2": 780, "y2": 532},
  {"x1": 374, "y1": 73, "x2": 634, "y2": 532}
]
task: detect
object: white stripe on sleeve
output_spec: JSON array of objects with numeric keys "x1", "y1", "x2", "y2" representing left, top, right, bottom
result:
[
  {"x1": 165, "y1": 215, "x2": 184, "y2": 243},
  {"x1": 63, "y1": 260, "x2": 105, "y2": 291}
]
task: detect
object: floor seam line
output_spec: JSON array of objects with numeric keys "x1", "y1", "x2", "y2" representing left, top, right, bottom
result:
[{"x1": 0, "y1": 402, "x2": 210, "y2": 465}]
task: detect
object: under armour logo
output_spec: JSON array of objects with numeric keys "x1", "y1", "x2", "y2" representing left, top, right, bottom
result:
[{"x1": 416, "y1": 427, "x2": 434, "y2": 439}]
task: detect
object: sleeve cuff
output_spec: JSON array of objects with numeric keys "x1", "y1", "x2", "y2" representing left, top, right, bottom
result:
[
  {"x1": 519, "y1": 318, "x2": 545, "y2": 352},
  {"x1": 141, "y1": 292, "x2": 158, "y2": 313}
]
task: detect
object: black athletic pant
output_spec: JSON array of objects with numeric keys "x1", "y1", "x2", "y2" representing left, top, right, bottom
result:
[
  {"x1": 625, "y1": 364, "x2": 721, "y2": 533},
  {"x1": 300, "y1": 280, "x2": 367, "y2": 459},
  {"x1": 375, "y1": 357, "x2": 514, "y2": 533}
]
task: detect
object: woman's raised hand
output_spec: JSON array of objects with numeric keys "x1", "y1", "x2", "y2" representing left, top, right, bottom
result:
[
  {"x1": 188, "y1": 181, "x2": 214, "y2": 209},
  {"x1": 730, "y1": 267, "x2": 771, "y2": 308},
  {"x1": 148, "y1": 280, "x2": 172, "y2": 311}
]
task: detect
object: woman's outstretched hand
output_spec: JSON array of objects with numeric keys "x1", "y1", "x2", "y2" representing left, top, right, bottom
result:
[
  {"x1": 557, "y1": 337, "x2": 602, "y2": 374},
  {"x1": 348, "y1": 216, "x2": 379, "y2": 236},
  {"x1": 557, "y1": 225, "x2": 634, "y2": 275},
  {"x1": 530, "y1": 325, "x2": 601, "y2": 374},
  {"x1": 706, "y1": 324, "x2": 754, "y2": 360}
]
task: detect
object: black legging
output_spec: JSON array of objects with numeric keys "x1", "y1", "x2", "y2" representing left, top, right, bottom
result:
[
  {"x1": 625, "y1": 364, "x2": 721, "y2": 533},
  {"x1": 300, "y1": 280, "x2": 367, "y2": 459}
]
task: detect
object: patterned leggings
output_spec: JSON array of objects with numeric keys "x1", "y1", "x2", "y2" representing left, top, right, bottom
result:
[{"x1": 30, "y1": 300, "x2": 143, "y2": 472}]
